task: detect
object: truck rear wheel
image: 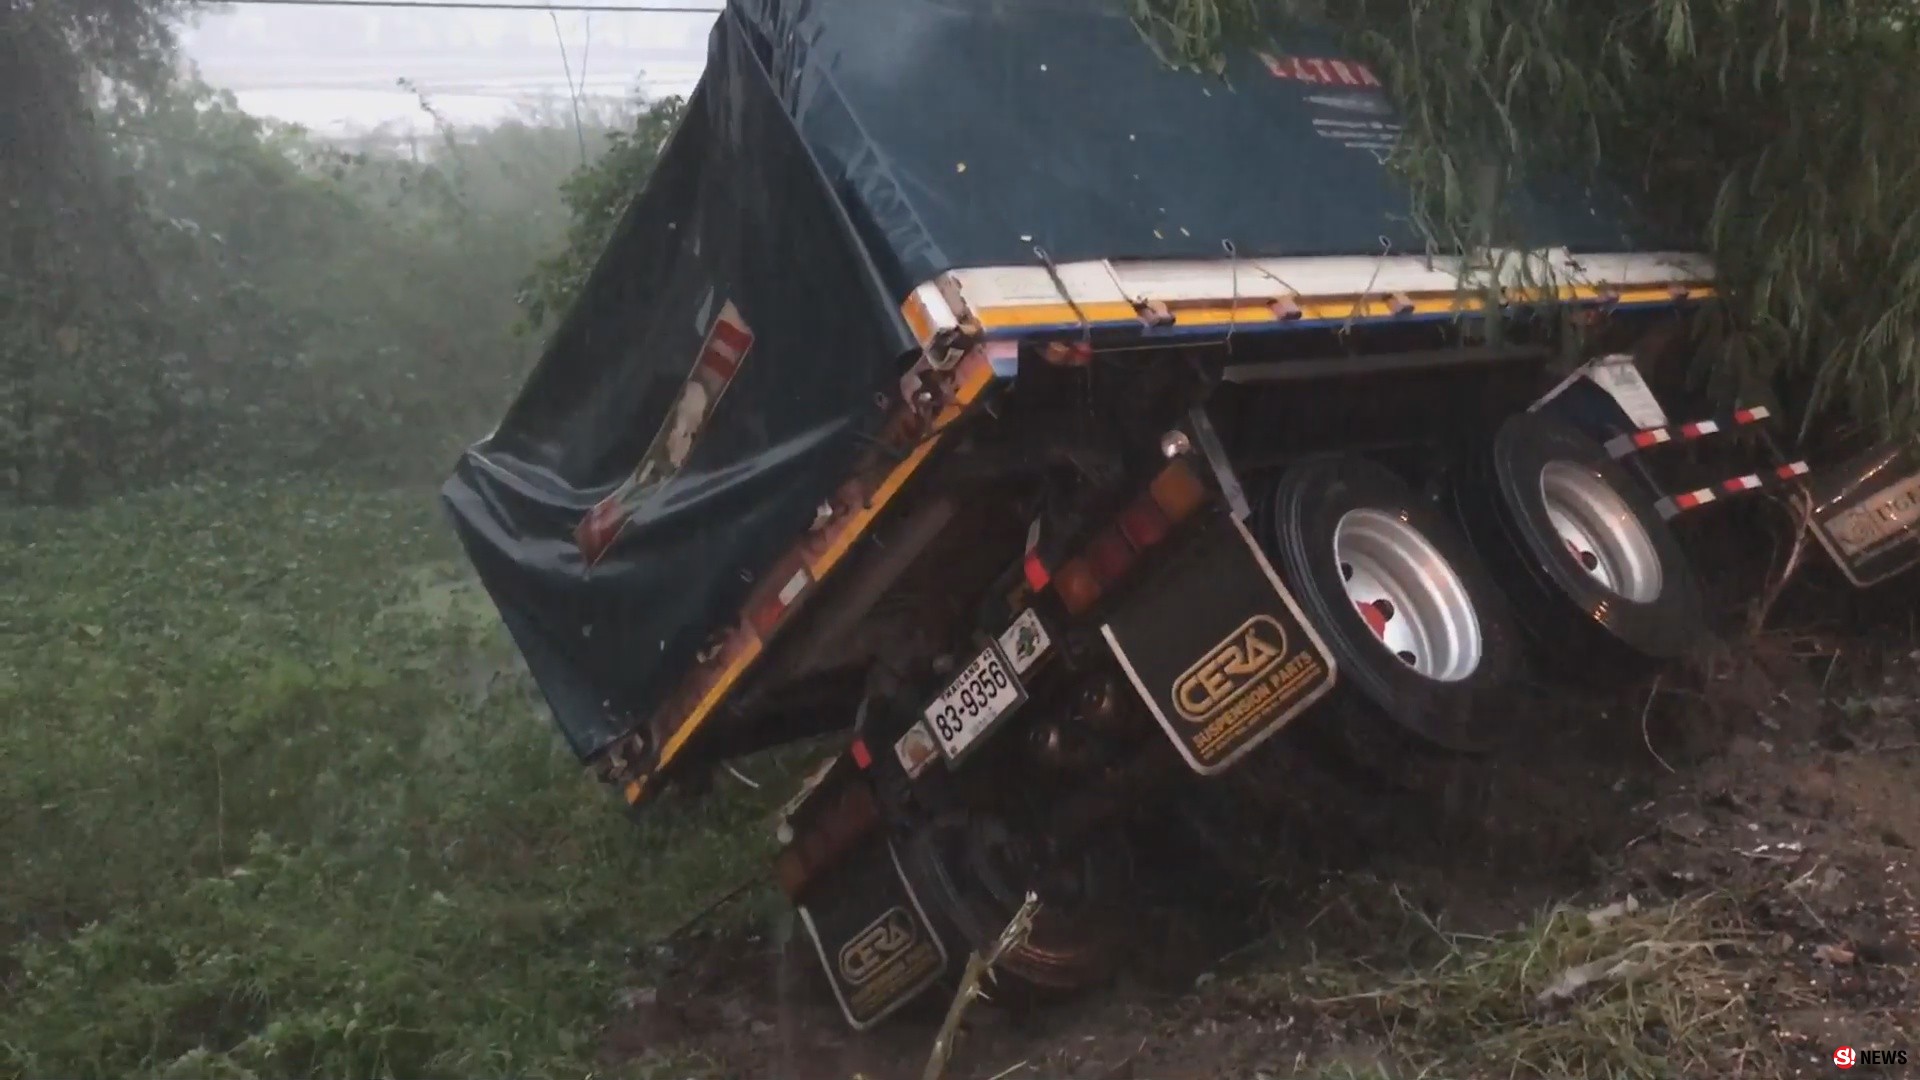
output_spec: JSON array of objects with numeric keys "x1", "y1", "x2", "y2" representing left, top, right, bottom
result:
[
  {"x1": 1257, "y1": 454, "x2": 1522, "y2": 754},
  {"x1": 1455, "y1": 412, "x2": 1706, "y2": 670},
  {"x1": 902, "y1": 812, "x2": 1130, "y2": 1003}
]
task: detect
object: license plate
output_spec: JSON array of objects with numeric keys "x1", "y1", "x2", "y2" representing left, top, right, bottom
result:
[
  {"x1": 922, "y1": 643, "x2": 1026, "y2": 763},
  {"x1": 1809, "y1": 437, "x2": 1920, "y2": 588}
]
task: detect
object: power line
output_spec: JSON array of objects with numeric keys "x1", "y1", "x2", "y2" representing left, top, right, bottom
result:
[{"x1": 210, "y1": 0, "x2": 723, "y2": 12}]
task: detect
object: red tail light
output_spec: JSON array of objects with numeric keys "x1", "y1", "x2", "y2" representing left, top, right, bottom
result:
[
  {"x1": 1084, "y1": 527, "x2": 1136, "y2": 586},
  {"x1": 1117, "y1": 496, "x2": 1171, "y2": 549},
  {"x1": 1049, "y1": 457, "x2": 1208, "y2": 615},
  {"x1": 1023, "y1": 549, "x2": 1051, "y2": 591}
]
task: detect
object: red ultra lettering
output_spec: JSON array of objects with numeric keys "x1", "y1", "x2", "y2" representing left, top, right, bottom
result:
[{"x1": 1260, "y1": 53, "x2": 1384, "y2": 88}]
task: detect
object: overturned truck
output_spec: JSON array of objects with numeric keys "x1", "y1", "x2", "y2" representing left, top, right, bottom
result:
[{"x1": 444, "y1": 0, "x2": 1920, "y2": 1032}]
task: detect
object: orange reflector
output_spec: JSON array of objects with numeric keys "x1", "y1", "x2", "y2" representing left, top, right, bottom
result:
[
  {"x1": 1054, "y1": 557, "x2": 1103, "y2": 615},
  {"x1": 1117, "y1": 495, "x2": 1171, "y2": 549},
  {"x1": 747, "y1": 600, "x2": 784, "y2": 638},
  {"x1": 1149, "y1": 458, "x2": 1208, "y2": 523},
  {"x1": 1043, "y1": 340, "x2": 1094, "y2": 367},
  {"x1": 1084, "y1": 527, "x2": 1136, "y2": 586}
]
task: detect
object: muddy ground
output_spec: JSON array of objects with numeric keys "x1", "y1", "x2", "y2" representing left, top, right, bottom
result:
[{"x1": 605, "y1": 581, "x2": 1920, "y2": 1079}]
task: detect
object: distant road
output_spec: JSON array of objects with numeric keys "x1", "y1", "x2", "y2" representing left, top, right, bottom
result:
[
  {"x1": 201, "y1": 61, "x2": 702, "y2": 93},
  {"x1": 182, "y1": 4, "x2": 712, "y2": 132},
  {"x1": 227, "y1": 80, "x2": 699, "y2": 135},
  {"x1": 193, "y1": 46, "x2": 704, "y2": 74},
  {"x1": 182, "y1": 6, "x2": 716, "y2": 53}
]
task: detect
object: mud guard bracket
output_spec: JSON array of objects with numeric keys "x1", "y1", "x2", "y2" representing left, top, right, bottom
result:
[{"x1": 1188, "y1": 404, "x2": 1252, "y2": 522}]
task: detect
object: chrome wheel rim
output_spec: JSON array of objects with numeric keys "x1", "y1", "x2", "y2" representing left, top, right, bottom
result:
[
  {"x1": 1333, "y1": 508, "x2": 1483, "y2": 682},
  {"x1": 1539, "y1": 461, "x2": 1663, "y2": 603}
]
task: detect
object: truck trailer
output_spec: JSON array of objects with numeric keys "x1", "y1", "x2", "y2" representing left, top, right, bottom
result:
[{"x1": 443, "y1": 0, "x2": 1917, "y2": 1031}]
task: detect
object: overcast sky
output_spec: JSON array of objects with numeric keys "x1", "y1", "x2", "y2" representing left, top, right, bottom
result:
[{"x1": 180, "y1": 2, "x2": 718, "y2": 135}]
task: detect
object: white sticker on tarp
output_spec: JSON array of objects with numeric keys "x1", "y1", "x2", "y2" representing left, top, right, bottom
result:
[
  {"x1": 996, "y1": 608, "x2": 1052, "y2": 676},
  {"x1": 1585, "y1": 353, "x2": 1670, "y2": 430}
]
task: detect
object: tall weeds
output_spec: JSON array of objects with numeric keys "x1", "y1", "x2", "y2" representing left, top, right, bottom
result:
[{"x1": 1136, "y1": 0, "x2": 1920, "y2": 442}]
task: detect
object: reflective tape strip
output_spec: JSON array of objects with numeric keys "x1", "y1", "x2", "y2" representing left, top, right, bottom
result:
[
  {"x1": 1604, "y1": 405, "x2": 1772, "y2": 459},
  {"x1": 1654, "y1": 459, "x2": 1811, "y2": 520},
  {"x1": 1656, "y1": 488, "x2": 1719, "y2": 519}
]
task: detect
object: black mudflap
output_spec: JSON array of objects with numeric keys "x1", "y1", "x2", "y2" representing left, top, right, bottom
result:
[
  {"x1": 1102, "y1": 506, "x2": 1339, "y2": 775},
  {"x1": 796, "y1": 831, "x2": 951, "y2": 1031}
]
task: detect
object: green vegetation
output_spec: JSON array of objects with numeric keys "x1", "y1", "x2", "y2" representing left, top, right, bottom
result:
[
  {"x1": 4, "y1": 5, "x2": 740, "y2": 1075},
  {"x1": 5, "y1": 1, "x2": 1909, "y2": 1076},
  {"x1": 3, "y1": 0, "x2": 681, "y2": 505},
  {"x1": 1, "y1": 482, "x2": 778, "y2": 1078},
  {"x1": 517, "y1": 97, "x2": 688, "y2": 334},
  {"x1": 1239, "y1": 891, "x2": 1755, "y2": 1078},
  {"x1": 1135, "y1": 0, "x2": 1920, "y2": 442}
]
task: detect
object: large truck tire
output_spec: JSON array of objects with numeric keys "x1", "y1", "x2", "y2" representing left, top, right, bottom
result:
[
  {"x1": 1257, "y1": 454, "x2": 1524, "y2": 757},
  {"x1": 1454, "y1": 411, "x2": 1707, "y2": 672},
  {"x1": 899, "y1": 812, "x2": 1131, "y2": 1007}
]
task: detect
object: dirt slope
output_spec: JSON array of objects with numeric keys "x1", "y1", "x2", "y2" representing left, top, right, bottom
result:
[{"x1": 606, "y1": 621, "x2": 1920, "y2": 1080}]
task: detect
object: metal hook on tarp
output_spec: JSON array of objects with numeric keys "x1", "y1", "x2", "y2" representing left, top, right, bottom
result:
[
  {"x1": 1032, "y1": 244, "x2": 1096, "y2": 401},
  {"x1": 1221, "y1": 239, "x2": 1240, "y2": 355},
  {"x1": 1341, "y1": 234, "x2": 1396, "y2": 339},
  {"x1": 1032, "y1": 243, "x2": 1092, "y2": 346}
]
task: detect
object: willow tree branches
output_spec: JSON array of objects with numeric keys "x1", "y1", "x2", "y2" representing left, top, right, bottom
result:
[{"x1": 1135, "y1": 0, "x2": 1920, "y2": 442}]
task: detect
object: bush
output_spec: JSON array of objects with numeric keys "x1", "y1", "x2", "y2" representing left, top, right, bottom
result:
[
  {"x1": 2, "y1": 38, "x2": 671, "y2": 506},
  {"x1": 0, "y1": 483, "x2": 785, "y2": 1078}
]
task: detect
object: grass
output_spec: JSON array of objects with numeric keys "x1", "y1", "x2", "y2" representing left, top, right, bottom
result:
[
  {"x1": 0, "y1": 479, "x2": 1818, "y2": 1080},
  {"x1": 1233, "y1": 885, "x2": 1763, "y2": 1080},
  {"x1": 0, "y1": 479, "x2": 791, "y2": 1079}
]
